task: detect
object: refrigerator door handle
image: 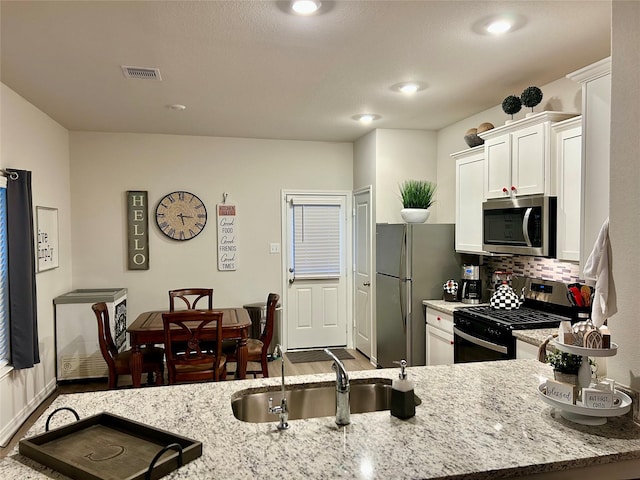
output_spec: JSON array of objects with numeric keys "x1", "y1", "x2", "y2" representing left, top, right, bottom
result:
[
  {"x1": 400, "y1": 226, "x2": 408, "y2": 280},
  {"x1": 399, "y1": 278, "x2": 407, "y2": 333}
]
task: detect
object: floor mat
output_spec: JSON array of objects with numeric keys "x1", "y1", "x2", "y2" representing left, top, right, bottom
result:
[{"x1": 286, "y1": 348, "x2": 354, "y2": 364}]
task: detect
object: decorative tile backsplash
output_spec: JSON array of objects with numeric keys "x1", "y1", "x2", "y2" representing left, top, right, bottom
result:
[{"x1": 484, "y1": 256, "x2": 582, "y2": 284}]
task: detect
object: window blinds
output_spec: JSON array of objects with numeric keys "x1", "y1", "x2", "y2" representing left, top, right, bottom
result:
[{"x1": 291, "y1": 201, "x2": 342, "y2": 279}]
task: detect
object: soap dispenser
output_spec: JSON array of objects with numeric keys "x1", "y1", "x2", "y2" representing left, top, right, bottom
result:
[{"x1": 391, "y1": 360, "x2": 415, "y2": 419}]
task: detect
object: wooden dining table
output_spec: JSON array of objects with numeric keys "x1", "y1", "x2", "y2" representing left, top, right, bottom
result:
[{"x1": 127, "y1": 307, "x2": 252, "y2": 387}]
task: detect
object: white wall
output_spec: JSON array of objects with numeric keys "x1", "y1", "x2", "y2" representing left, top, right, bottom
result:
[
  {"x1": 436, "y1": 77, "x2": 583, "y2": 223},
  {"x1": 0, "y1": 84, "x2": 71, "y2": 446},
  {"x1": 374, "y1": 129, "x2": 438, "y2": 224},
  {"x1": 69, "y1": 132, "x2": 353, "y2": 319},
  {"x1": 608, "y1": 0, "x2": 640, "y2": 392},
  {"x1": 353, "y1": 130, "x2": 376, "y2": 194}
]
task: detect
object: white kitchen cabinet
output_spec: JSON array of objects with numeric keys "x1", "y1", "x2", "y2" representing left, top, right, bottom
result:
[
  {"x1": 553, "y1": 116, "x2": 582, "y2": 262},
  {"x1": 515, "y1": 339, "x2": 539, "y2": 360},
  {"x1": 567, "y1": 58, "x2": 611, "y2": 279},
  {"x1": 479, "y1": 112, "x2": 578, "y2": 200},
  {"x1": 452, "y1": 146, "x2": 486, "y2": 254},
  {"x1": 425, "y1": 307, "x2": 454, "y2": 365}
]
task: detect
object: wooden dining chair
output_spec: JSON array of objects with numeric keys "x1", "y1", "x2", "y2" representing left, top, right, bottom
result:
[
  {"x1": 168, "y1": 288, "x2": 213, "y2": 311},
  {"x1": 162, "y1": 310, "x2": 227, "y2": 385},
  {"x1": 226, "y1": 293, "x2": 279, "y2": 378},
  {"x1": 92, "y1": 302, "x2": 164, "y2": 389}
]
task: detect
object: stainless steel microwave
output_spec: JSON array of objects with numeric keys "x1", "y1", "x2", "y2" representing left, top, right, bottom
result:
[{"x1": 482, "y1": 195, "x2": 556, "y2": 257}]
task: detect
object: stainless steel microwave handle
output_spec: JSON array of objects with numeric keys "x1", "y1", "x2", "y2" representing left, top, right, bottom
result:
[
  {"x1": 522, "y1": 207, "x2": 533, "y2": 247},
  {"x1": 453, "y1": 327, "x2": 509, "y2": 354}
]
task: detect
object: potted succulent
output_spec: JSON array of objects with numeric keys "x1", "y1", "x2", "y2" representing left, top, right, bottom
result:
[
  {"x1": 399, "y1": 180, "x2": 436, "y2": 223},
  {"x1": 546, "y1": 351, "x2": 582, "y2": 385}
]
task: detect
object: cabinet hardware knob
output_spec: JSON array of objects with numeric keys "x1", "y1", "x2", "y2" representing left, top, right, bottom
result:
[
  {"x1": 502, "y1": 187, "x2": 508, "y2": 193},
  {"x1": 511, "y1": 186, "x2": 517, "y2": 191},
  {"x1": 437, "y1": 316, "x2": 441, "y2": 321},
  {"x1": 450, "y1": 341, "x2": 454, "y2": 345}
]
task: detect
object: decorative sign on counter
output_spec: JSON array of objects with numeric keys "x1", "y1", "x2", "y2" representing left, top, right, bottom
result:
[
  {"x1": 36, "y1": 206, "x2": 59, "y2": 272},
  {"x1": 217, "y1": 203, "x2": 237, "y2": 271},
  {"x1": 543, "y1": 379, "x2": 577, "y2": 405},
  {"x1": 126, "y1": 191, "x2": 149, "y2": 270},
  {"x1": 582, "y1": 388, "x2": 618, "y2": 408}
]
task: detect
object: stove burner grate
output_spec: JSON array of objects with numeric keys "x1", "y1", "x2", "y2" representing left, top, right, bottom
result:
[{"x1": 460, "y1": 306, "x2": 569, "y2": 328}]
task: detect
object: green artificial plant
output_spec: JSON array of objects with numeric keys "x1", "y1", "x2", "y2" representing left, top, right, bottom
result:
[
  {"x1": 399, "y1": 180, "x2": 437, "y2": 209},
  {"x1": 546, "y1": 351, "x2": 582, "y2": 374}
]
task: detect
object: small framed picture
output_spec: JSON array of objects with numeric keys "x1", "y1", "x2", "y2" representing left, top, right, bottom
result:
[{"x1": 36, "y1": 206, "x2": 59, "y2": 272}]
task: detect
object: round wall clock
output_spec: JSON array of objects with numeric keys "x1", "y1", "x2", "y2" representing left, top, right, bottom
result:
[{"x1": 155, "y1": 191, "x2": 207, "y2": 241}]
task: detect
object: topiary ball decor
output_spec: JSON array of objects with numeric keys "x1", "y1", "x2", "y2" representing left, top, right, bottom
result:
[
  {"x1": 521, "y1": 86, "x2": 543, "y2": 112},
  {"x1": 502, "y1": 95, "x2": 522, "y2": 119}
]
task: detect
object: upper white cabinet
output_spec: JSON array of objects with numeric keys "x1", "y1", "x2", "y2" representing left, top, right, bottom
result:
[
  {"x1": 552, "y1": 116, "x2": 582, "y2": 262},
  {"x1": 478, "y1": 112, "x2": 578, "y2": 200},
  {"x1": 567, "y1": 58, "x2": 611, "y2": 279},
  {"x1": 452, "y1": 146, "x2": 486, "y2": 254}
]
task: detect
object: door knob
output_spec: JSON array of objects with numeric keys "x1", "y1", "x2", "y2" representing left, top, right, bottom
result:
[{"x1": 363, "y1": 281, "x2": 371, "y2": 287}]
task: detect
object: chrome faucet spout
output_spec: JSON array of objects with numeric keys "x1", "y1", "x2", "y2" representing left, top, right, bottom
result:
[
  {"x1": 268, "y1": 344, "x2": 289, "y2": 430},
  {"x1": 324, "y1": 348, "x2": 350, "y2": 426}
]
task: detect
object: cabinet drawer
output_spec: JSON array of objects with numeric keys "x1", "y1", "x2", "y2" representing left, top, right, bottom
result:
[{"x1": 425, "y1": 308, "x2": 453, "y2": 335}]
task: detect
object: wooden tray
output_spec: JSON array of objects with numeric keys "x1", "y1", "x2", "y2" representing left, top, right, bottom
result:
[{"x1": 19, "y1": 408, "x2": 202, "y2": 480}]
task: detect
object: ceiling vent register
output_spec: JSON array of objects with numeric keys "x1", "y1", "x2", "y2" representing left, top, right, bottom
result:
[{"x1": 120, "y1": 66, "x2": 162, "y2": 80}]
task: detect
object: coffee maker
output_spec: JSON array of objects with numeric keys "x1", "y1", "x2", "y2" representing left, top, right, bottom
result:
[{"x1": 459, "y1": 265, "x2": 482, "y2": 304}]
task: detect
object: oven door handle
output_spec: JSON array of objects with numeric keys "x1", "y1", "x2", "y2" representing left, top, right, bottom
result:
[
  {"x1": 453, "y1": 327, "x2": 509, "y2": 354},
  {"x1": 522, "y1": 207, "x2": 533, "y2": 247}
]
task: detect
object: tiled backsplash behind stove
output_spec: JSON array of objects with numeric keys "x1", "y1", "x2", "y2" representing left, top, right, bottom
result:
[{"x1": 484, "y1": 256, "x2": 581, "y2": 284}]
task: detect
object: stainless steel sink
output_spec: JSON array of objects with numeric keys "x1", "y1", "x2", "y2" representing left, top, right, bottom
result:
[{"x1": 231, "y1": 378, "x2": 421, "y2": 423}]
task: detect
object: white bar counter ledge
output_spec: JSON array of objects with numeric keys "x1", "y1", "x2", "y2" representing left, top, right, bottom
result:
[{"x1": 2, "y1": 360, "x2": 640, "y2": 479}]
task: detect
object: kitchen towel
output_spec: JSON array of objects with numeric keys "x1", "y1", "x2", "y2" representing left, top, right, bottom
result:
[{"x1": 583, "y1": 217, "x2": 617, "y2": 327}]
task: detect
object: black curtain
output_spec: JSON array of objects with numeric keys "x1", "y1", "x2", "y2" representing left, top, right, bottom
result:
[{"x1": 7, "y1": 169, "x2": 39, "y2": 369}]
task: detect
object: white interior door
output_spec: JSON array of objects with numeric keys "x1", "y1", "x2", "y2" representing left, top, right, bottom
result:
[
  {"x1": 354, "y1": 188, "x2": 372, "y2": 359},
  {"x1": 283, "y1": 192, "x2": 350, "y2": 349}
]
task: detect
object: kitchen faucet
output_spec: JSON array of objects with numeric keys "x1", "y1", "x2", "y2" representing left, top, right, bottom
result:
[
  {"x1": 268, "y1": 344, "x2": 289, "y2": 430},
  {"x1": 324, "y1": 348, "x2": 350, "y2": 426}
]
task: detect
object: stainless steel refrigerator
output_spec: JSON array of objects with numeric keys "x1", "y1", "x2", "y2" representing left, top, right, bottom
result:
[{"x1": 376, "y1": 223, "x2": 460, "y2": 367}]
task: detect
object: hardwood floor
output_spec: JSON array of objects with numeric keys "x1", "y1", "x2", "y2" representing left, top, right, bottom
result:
[{"x1": 0, "y1": 348, "x2": 375, "y2": 457}]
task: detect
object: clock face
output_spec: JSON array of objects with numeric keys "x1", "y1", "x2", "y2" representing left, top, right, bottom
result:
[{"x1": 155, "y1": 191, "x2": 207, "y2": 241}]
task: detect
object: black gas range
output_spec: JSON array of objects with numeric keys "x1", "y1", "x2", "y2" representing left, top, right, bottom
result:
[{"x1": 453, "y1": 277, "x2": 575, "y2": 363}]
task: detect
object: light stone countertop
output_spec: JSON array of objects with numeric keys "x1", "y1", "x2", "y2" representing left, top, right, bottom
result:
[
  {"x1": 2, "y1": 360, "x2": 640, "y2": 479},
  {"x1": 513, "y1": 328, "x2": 558, "y2": 348},
  {"x1": 422, "y1": 299, "x2": 488, "y2": 315}
]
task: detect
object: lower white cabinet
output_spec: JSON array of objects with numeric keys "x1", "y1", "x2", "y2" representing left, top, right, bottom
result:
[
  {"x1": 426, "y1": 307, "x2": 454, "y2": 366},
  {"x1": 515, "y1": 339, "x2": 539, "y2": 360}
]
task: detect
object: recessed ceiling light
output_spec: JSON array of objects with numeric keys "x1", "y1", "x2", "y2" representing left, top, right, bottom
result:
[
  {"x1": 486, "y1": 19, "x2": 512, "y2": 35},
  {"x1": 352, "y1": 114, "x2": 380, "y2": 125},
  {"x1": 166, "y1": 104, "x2": 186, "y2": 111},
  {"x1": 291, "y1": 0, "x2": 321, "y2": 15},
  {"x1": 391, "y1": 82, "x2": 426, "y2": 95}
]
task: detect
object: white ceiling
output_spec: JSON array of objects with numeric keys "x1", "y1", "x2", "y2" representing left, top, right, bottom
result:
[{"x1": 1, "y1": 1, "x2": 611, "y2": 143}]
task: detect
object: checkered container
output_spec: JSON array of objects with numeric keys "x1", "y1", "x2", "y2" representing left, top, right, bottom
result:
[
  {"x1": 489, "y1": 284, "x2": 521, "y2": 310},
  {"x1": 443, "y1": 280, "x2": 458, "y2": 302}
]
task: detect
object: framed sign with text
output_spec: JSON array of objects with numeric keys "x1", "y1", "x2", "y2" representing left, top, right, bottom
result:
[
  {"x1": 127, "y1": 191, "x2": 149, "y2": 270},
  {"x1": 36, "y1": 206, "x2": 59, "y2": 272},
  {"x1": 217, "y1": 203, "x2": 237, "y2": 271}
]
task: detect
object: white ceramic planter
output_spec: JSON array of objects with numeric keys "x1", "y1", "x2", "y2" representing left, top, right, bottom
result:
[{"x1": 400, "y1": 208, "x2": 430, "y2": 223}]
